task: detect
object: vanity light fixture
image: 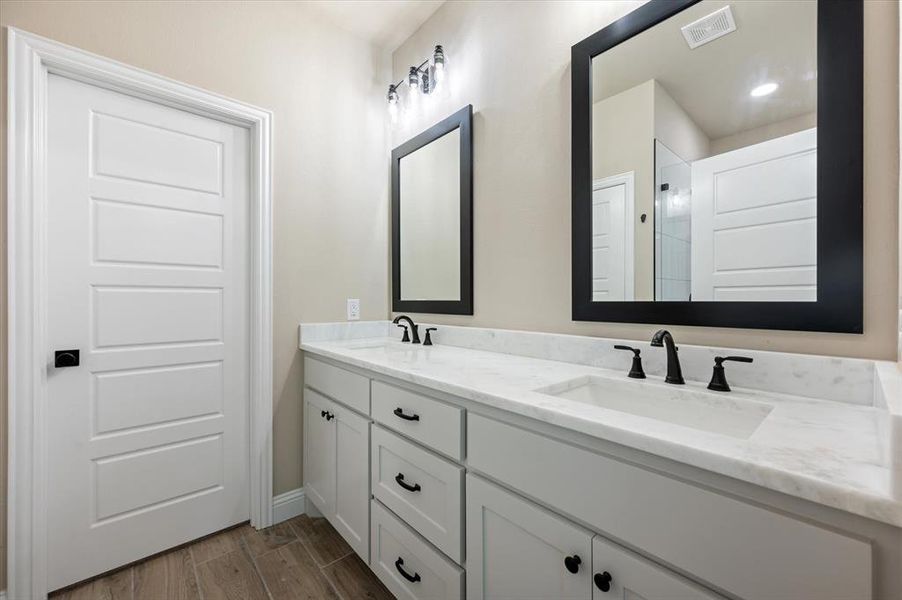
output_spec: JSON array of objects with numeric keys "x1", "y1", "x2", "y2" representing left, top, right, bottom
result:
[
  {"x1": 386, "y1": 44, "x2": 447, "y2": 118},
  {"x1": 750, "y1": 82, "x2": 778, "y2": 97}
]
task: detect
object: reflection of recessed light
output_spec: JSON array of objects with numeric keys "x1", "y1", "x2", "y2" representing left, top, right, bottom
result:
[{"x1": 750, "y1": 82, "x2": 778, "y2": 97}]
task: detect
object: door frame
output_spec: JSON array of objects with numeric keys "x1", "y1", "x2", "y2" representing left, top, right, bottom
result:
[
  {"x1": 6, "y1": 28, "x2": 274, "y2": 599},
  {"x1": 592, "y1": 172, "x2": 635, "y2": 301}
]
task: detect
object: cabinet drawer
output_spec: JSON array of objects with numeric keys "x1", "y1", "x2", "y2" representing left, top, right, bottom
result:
[
  {"x1": 372, "y1": 425, "x2": 464, "y2": 562},
  {"x1": 468, "y1": 413, "x2": 872, "y2": 600},
  {"x1": 305, "y1": 356, "x2": 370, "y2": 414},
  {"x1": 371, "y1": 500, "x2": 464, "y2": 600},
  {"x1": 371, "y1": 381, "x2": 463, "y2": 460}
]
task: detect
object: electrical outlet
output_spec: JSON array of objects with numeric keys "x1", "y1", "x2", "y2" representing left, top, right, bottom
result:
[{"x1": 347, "y1": 298, "x2": 360, "y2": 321}]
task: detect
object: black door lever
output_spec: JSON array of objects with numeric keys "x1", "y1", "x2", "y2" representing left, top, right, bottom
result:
[{"x1": 54, "y1": 350, "x2": 80, "y2": 368}]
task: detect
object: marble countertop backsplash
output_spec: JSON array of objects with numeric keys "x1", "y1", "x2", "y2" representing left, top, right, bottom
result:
[{"x1": 299, "y1": 321, "x2": 901, "y2": 527}]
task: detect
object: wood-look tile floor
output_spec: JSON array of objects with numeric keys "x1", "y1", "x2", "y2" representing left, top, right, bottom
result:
[{"x1": 50, "y1": 515, "x2": 395, "y2": 600}]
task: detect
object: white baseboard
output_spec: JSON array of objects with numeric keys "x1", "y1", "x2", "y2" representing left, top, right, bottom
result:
[{"x1": 272, "y1": 487, "x2": 306, "y2": 524}]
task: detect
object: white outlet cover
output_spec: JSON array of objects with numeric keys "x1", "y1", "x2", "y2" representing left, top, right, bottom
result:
[{"x1": 347, "y1": 298, "x2": 360, "y2": 321}]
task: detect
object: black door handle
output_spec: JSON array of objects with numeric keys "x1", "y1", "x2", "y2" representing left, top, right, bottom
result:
[
  {"x1": 594, "y1": 571, "x2": 612, "y2": 592},
  {"x1": 564, "y1": 554, "x2": 581, "y2": 574},
  {"x1": 394, "y1": 557, "x2": 421, "y2": 583},
  {"x1": 54, "y1": 350, "x2": 80, "y2": 368},
  {"x1": 395, "y1": 473, "x2": 421, "y2": 492},
  {"x1": 393, "y1": 407, "x2": 420, "y2": 421}
]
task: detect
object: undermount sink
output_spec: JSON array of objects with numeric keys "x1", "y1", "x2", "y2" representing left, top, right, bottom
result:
[{"x1": 538, "y1": 375, "x2": 773, "y2": 439}]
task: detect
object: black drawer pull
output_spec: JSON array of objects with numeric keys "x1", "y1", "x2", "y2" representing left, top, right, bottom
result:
[
  {"x1": 564, "y1": 554, "x2": 581, "y2": 574},
  {"x1": 594, "y1": 571, "x2": 612, "y2": 592},
  {"x1": 395, "y1": 557, "x2": 421, "y2": 583},
  {"x1": 395, "y1": 473, "x2": 421, "y2": 492},
  {"x1": 393, "y1": 407, "x2": 420, "y2": 421}
]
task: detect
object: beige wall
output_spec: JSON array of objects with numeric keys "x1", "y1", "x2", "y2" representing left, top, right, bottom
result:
[
  {"x1": 592, "y1": 80, "x2": 654, "y2": 299},
  {"x1": 0, "y1": 1, "x2": 392, "y2": 589},
  {"x1": 653, "y1": 81, "x2": 709, "y2": 162},
  {"x1": 710, "y1": 111, "x2": 818, "y2": 156},
  {"x1": 392, "y1": 0, "x2": 898, "y2": 361}
]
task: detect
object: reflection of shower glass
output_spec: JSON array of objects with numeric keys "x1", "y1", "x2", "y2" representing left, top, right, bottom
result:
[{"x1": 654, "y1": 141, "x2": 692, "y2": 301}]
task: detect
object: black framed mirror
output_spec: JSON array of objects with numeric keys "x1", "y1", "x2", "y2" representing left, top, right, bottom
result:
[
  {"x1": 392, "y1": 105, "x2": 473, "y2": 315},
  {"x1": 571, "y1": 0, "x2": 862, "y2": 332}
]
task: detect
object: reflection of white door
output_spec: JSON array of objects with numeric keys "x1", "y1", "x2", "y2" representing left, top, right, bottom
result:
[
  {"x1": 592, "y1": 173, "x2": 635, "y2": 301},
  {"x1": 691, "y1": 128, "x2": 816, "y2": 301},
  {"x1": 46, "y1": 74, "x2": 250, "y2": 589}
]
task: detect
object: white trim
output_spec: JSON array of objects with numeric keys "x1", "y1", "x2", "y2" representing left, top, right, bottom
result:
[
  {"x1": 272, "y1": 488, "x2": 307, "y2": 524},
  {"x1": 6, "y1": 28, "x2": 273, "y2": 599},
  {"x1": 593, "y1": 172, "x2": 636, "y2": 300}
]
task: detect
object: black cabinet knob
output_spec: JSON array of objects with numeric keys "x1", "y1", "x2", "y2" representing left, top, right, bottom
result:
[
  {"x1": 321, "y1": 410, "x2": 327, "y2": 418},
  {"x1": 325, "y1": 412, "x2": 334, "y2": 421},
  {"x1": 564, "y1": 554, "x2": 581, "y2": 574},
  {"x1": 594, "y1": 571, "x2": 612, "y2": 592}
]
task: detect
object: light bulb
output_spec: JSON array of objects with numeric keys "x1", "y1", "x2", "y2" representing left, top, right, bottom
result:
[
  {"x1": 408, "y1": 66, "x2": 419, "y2": 91},
  {"x1": 433, "y1": 45, "x2": 446, "y2": 83},
  {"x1": 387, "y1": 85, "x2": 399, "y2": 122}
]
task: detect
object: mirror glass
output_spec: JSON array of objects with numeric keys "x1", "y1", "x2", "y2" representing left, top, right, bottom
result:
[
  {"x1": 399, "y1": 128, "x2": 461, "y2": 301},
  {"x1": 590, "y1": 0, "x2": 817, "y2": 302}
]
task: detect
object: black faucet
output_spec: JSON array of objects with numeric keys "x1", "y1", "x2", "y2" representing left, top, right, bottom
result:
[
  {"x1": 650, "y1": 329, "x2": 684, "y2": 385},
  {"x1": 392, "y1": 315, "x2": 421, "y2": 344}
]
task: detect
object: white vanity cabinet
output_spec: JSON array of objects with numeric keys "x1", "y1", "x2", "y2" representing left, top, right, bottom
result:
[
  {"x1": 332, "y1": 400, "x2": 370, "y2": 558},
  {"x1": 466, "y1": 473, "x2": 722, "y2": 600},
  {"x1": 303, "y1": 388, "x2": 336, "y2": 514},
  {"x1": 591, "y1": 536, "x2": 721, "y2": 600},
  {"x1": 303, "y1": 358, "x2": 372, "y2": 561},
  {"x1": 300, "y1": 351, "x2": 895, "y2": 600},
  {"x1": 466, "y1": 473, "x2": 593, "y2": 600}
]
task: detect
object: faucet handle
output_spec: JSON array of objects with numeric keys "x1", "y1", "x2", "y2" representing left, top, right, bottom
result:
[
  {"x1": 614, "y1": 345, "x2": 646, "y2": 379},
  {"x1": 708, "y1": 355, "x2": 753, "y2": 392},
  {"x1": 423, "y1": 328, "x2": 437, "y2": 346},
  {"x1": 715, "y1": 355, "x2": 753, "y2": 365},
  {"x1": 396, "y1": 324, "x2": 410, "y2": 343}
]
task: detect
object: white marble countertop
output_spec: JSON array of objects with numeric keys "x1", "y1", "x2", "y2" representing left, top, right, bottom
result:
[{"x1": 300, "y1": 336, "x2": 901, "y2": 527}]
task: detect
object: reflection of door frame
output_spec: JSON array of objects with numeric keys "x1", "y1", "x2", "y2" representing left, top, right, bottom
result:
[
  {"x1": 8, "y1": 29, "x2": 274, "y2": 599},
  {"x1": 593, "y1": 172, "x2": 635, "y2": 300}
]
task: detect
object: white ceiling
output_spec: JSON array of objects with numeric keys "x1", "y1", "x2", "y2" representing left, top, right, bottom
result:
[
  {"x1": 306, "y1": 0, "x2": 446, "y2": 51},
  {"x1": 593, "y1": 0, "x2": 817, "y2": 140}
]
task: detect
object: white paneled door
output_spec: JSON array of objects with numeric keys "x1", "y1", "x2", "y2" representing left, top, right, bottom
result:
[
  {"x1": 691, "y1": 128, "x2": 817, "y2": 301},
  {"x1": 591, "y1": 173, "x2": 634, "y2": 301},
  {"x1": 46, "y1": 74, "x2": 250, "y2": 590}
]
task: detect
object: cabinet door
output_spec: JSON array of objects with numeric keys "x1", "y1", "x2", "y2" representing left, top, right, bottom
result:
[
  {"x1": 467, "y1": 474, "x2": 592, "y2": 600},
  {"x1": 591, "y1": 536, "x2": 721, "y2": 600},
  {"x1": 333, "y1": 402, "x2": 371, "y2": 561},
  {"x1": 304, "y1": 389, "x2": 336, "y2": 515}
]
